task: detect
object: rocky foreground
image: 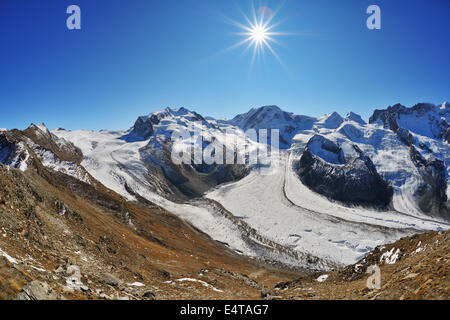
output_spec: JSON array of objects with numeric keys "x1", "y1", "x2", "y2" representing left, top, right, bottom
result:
[{"x1": 272, "y1": 230, "x2": 449, "y2": 300}]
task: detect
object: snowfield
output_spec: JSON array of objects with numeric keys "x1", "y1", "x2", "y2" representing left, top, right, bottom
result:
[
  {"x1": 52, "y1": 129, "x2": 267, "y2": 261},
  {"x1": 206, "y1": 151, "x2": 445, "y2": 265}
]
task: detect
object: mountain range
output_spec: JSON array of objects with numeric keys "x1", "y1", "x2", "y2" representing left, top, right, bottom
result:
[{"x1": 0, "y1": 102, "x2": 449, "y2": 299}]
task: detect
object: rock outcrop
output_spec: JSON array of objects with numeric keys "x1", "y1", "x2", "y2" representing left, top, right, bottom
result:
[
  {"x1": 23, "y1": 124, "x2": 83, "y2": 163},
  {"x1": 294, "y1": 135, "x2": 393, "y2": 208},
  {"x1": 130, "y1": 116, "x2": 155, "y2": 139},
  {"x1": 410, "y1": 147, "x2": 449, "y2": 218},
  {"x1": 16, "y1": 281, "x2": 62, "y2": 300}
]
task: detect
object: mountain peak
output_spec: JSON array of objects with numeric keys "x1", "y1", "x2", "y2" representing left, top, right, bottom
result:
[
  {"x1": 345, "y1": 112, "x2": 365, "y2": 124},
  {"x1": 259, "y1": 105, "x2": 282, "y2": 112},
  {"x1": 228, "y1": 105, "x2": 295, "y2": 130},
  {"x1": 25, "y1": 123, "x2": 52, "y2": 140},
  {"x1": 163, "y1": 106, "x2": 192, "y2": 117},
  {"x1": 28, "y1": 123, "x2": 49, "y2": 132},
  {"x1": 369, "y1": 103, "x2": 449, "y2": 140},
  {"x1": 130, "y1": 106, "x2": 210, "y2": 139},
  {"x1": 316, "y1": 112, "x2": 344, "y2": 129}
]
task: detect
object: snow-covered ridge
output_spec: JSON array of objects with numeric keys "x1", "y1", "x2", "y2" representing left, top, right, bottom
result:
[
  {"x1": 0, "y1": 123, "x2": 89, "y2": 180},
  {"x1": 0, "y1": 134, "x2": 30, "y2": 172},
  {"x1": 370, "y1": 102, "x2": 449, "y2": 141}
]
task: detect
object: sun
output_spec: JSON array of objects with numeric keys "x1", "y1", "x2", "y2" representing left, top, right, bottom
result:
[
  {"x1": 249, "y1": 24, "x2": 268, "y2": 43},
  {"x1": 222, "y1": 4, "x2": 291, "y2": 67},
  {"x1": 238, "y1": 13, "x2": 279, "y2": 59}
]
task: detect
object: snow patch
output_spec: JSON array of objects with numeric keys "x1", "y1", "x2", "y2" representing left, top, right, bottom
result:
[
  {"x1": 380, "y1": 248, "x2": 401, "y2": 264},
  {"x1": 170, "y1": 278, "x2": 224, "y2": 293},
  {"x1": 31, "y1": 265, "x2": 47, "y2": 272},
  {"x1": 0, "y1": 248, "x2": 19, "y2": 264},
  {"x1": 128, "y1": 282, "x2": 145, "y2": 287},
  {"x1": 316, "y1": 274, "x2": 329, "y2": 282}
]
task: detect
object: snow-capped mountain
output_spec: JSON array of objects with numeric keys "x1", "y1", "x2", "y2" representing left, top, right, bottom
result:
[
  {"x1": 3, "y1": 103, "x2": 448, "y2": 270},
  {"x1": 370, "y1": 102, "x2": 449, "y2": 142},
  {"x1": 221, "y1": 103, "x2": 449, "y2": 219},
  {"x1": 224, "y1": 105, "x2": 316, "y2": 147},
  {"x1": 345, "y1": 112, "x2": 366, "y2": 124},
  {"x1": 130, "y1": 107, "x2": 212, "y2": 140}
]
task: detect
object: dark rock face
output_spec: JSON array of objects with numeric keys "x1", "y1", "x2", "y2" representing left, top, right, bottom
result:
[
  {"x1": 130, "y1": 117, "x2": 155, "y2": 139},
  {"x1": 369, "y1": 104, "x2": 402, "y2": 132},
  {"x1": 140, "y1": 142, "x2": 248, "y2": 200},
  {"x1": 445, "y1": 127, "x2": 450, "y2": 144},
  {"x1": 0, "y1": 134, "x2": 16, "y2": 164},
  {"x1": 0, "y1": 132, "x2": 28, "y2": 169},
  {"x1": 410, "y1": 147, "x2": 449, "y2": 218},
  {"x1": 396, "y1": 126, "x2": 409, "y2": 143},
  {"x1": 294, "y1": 135, "x2": 393, "y2": 208}
]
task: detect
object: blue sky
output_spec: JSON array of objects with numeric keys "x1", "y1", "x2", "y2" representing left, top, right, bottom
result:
[{"x1": 0, "y1": 0, "x2": 449, "y2": 130}]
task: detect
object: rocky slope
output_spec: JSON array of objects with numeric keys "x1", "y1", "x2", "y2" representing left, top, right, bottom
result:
[{"x1": 271, "y1": 229, "x2": 449, "y2": 300}]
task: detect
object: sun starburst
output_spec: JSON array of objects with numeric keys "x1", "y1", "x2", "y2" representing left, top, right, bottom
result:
[
  {"x1": 249, "y1": 24, "x2": 268, "y2": 43},
  {"x1": 223, "y1": 3, "x2": 290, "y2": 68}
]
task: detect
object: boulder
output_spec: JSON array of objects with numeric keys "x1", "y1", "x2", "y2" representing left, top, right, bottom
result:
[
  {"x1": 101, "y1": 273, "x2": 122, "y2": 287},
  {"x1": 16, "y1": 281, "x2": 60, "y2": 300}
]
